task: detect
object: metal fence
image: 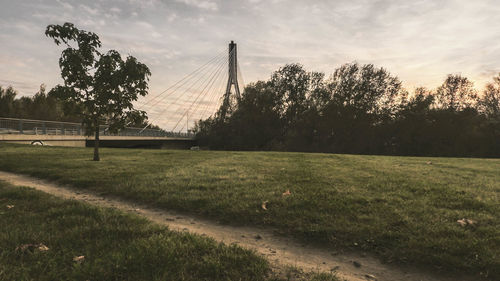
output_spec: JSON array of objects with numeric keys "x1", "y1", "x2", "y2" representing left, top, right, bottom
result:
[{"x1": 0, "y1": 117, "x2": 194, "y2": 139}]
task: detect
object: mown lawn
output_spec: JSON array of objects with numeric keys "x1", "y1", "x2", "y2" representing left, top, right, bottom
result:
[
  {"x1": 0, "y1": 180, "x2": 335, "y2": 281},
  {"x1": 0, "y1": 143, "x2": 498, "y2": 279}
]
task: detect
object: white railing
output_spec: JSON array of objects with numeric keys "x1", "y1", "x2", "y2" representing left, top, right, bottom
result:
[{"x1": 0, "y1": 117, "x2": 194, "y2": 139}]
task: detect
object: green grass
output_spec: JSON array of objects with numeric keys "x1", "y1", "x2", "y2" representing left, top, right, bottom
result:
[
  {"x1": 0, "y1": 181, "x2": 269, "y2": 280},
  {"x1": 0, "y1": 180, "x2": 336, "y2": 281},
  {"x1": 0, "y1": 143, "x2": 499, "y2": 279}
]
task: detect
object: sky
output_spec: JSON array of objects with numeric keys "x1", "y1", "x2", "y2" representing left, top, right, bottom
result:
[{"x1": 1, "y1": 0, "x2": 500, "y2": 129}]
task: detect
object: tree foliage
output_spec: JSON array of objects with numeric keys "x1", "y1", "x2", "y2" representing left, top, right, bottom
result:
[
  {"x1": 480, "y1": 74, "x2": 500, "y2": 119},
  {"x1": 0, "y1": 85, "x2": 81, "y2": 122},
  {"x1": 45, "y1": 22, "x2": 151, "y2": 160},
  {"x1": 435, "y1": 74, "x2": 478, "y2": 111},
  {"x1": 195, "y1": 63, "x2": 500, "y2": 157},
  {"x1": 0, "y1": 84, "x2": 159, "y2": 131}
]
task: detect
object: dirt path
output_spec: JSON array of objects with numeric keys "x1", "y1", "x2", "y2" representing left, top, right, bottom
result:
[{"x1": 0, "y1": 170, "x2": 470, "y2": 281}]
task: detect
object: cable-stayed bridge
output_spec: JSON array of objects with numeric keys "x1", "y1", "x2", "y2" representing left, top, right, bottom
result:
[
  {"x1": 0, "y1": 41, "x2": 244, "y2": 148},
  {"x1": 137, "y1": 40, "x2": 243, "y2": 134}
]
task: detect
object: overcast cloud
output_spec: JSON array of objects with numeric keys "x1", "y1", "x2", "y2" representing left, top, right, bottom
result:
[{"x1": 1, "y1": 0, "x2": 499, "y2": 128}]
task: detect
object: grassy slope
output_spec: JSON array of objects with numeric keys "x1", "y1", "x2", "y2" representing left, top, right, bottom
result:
[
  {"x1": 0, "y1": 180, "x2": 335, "y2": 281},
  {"x1": 0, "y1": 143, "x2": 498, "y2": 279}
]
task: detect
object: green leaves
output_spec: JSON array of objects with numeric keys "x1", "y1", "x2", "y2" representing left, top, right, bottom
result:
[
  {"x1": 93, "y1": 50, "x2": 150, "y2": 133},
  {"x1": 46, "y1": 22, "x2": 101, "y2": 56},
  {"x1": 46, "y1": 23, "x2": 151, "y2": 158}
]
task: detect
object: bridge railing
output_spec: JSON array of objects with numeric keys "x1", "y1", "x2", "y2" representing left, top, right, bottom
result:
[{"x1": 0, "y1": 117, "x2": 194, "y2": 139}]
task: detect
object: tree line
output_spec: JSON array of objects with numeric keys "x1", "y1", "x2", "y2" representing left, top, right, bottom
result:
[
  {"x1": 0, "y1": 84, "x2": 155, "y2": 128},
  {"x1": 0, "y1": 84, "x2": 82, "y2": 122},
  {"x1": 194, "y1": 63, "x2": 500, "y2": 157}
]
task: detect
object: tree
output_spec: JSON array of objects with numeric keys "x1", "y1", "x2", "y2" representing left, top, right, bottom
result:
[
  {"x1": 392, "y1": 87, "x2": 435, "y2": 155},
  {"x1": 229, "y1": 81, "x2": 283, "y2": 149},
  {"x1": 478, "y1": 74, "x2": 500, "y2": 156},
  {"x1": 194, "y1": 62, "x2": 500, "y2": 157},
  {"x1": 0, "y1": 86, "x2": 17, "y2": 117},
  {"x1": 0, "y1": 84, "x2": 83, "y2": 122},
  {"x1": 435, "y1": 74, "x2": 478, "y2": 111},
  {"x1": 268, "y1": 64, "x2": 313, "y2": 125},
  {"x1": 479, "y1": 73, "x2": 500, "y2": 119},
  {"x1": 320, "y1": 63, "x2": 406, "y2": 153},
  {"x1": 268, "y1": 64, "x2": 325, "y2": 149},
  {"x1": 45, "y1": 23, "x2": 151, "y2": 161},
  {"x1": 326, "y1": 63, "x2": 405, "y2": 117}
]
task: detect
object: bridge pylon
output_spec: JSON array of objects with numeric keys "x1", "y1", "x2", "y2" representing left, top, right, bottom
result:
[
  {"x1": 219, "y1": 41, "x2": 241, "y2": 119},
  {"x1": 225, "y1": 40, "x2": 241, "y2": 99}
]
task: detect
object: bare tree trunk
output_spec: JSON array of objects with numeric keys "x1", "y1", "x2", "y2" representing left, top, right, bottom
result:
[{"x1": 93, "y1": 123, "x2": 100, "y2": 161}]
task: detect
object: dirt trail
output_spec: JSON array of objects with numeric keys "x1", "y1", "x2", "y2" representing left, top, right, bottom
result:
[{"x1": 0, "y1": 171, "x2": 471, "y2": 281}]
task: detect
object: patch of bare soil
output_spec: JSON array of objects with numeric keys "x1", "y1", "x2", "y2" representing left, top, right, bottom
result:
[{"x1": 0, "y1": 171, "x2": 474, "y2": 281}]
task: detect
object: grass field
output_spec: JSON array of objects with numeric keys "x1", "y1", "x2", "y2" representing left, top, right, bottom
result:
[
  {"x1": 0, "y1": 180, "x2": 335, "y2": 281},
  {"x1": 0, "y1": 143, "x2": 498, "y2": 279}
]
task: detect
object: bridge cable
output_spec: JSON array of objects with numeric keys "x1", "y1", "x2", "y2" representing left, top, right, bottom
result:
[
  {"x1": 173, "y1": 53, "x2": 228, "y2": 132},
  {"x1": 176, "y1": 70, "x2": 225, "y2": 133},
  {"x1": 175, "y1": 59, "x2": 227, "y2": 132},
  {"x1": 141, "y1": 49, "x2": 231, "y2": 132},
  {"x1": 237, "y1": 61, "x2": 245, "y2": 90},
  {"x1": 136, "y1": 50, "x2": 227, "y2": 123},
  {"x1": 197, "y1": 49, "x2": 236, "y2": 121},
  {"x1": 185, "y1": 48, "x2": 233, "y2": 124},
  {"x1": 136, "y1": 48, "x2": 227, "y2": 110},
  {"x1": 196, "y1": 67, "x2": 228, "y2": 121},
  {"x1": 128, "y1": 49, "x2": 227, "y2": 128},
  {"x1": 179, "y1": 46, "x2": 236, "y2": 130},
  {"x1": 162, "y1": 51, "x2": 229, "y2": 130}
]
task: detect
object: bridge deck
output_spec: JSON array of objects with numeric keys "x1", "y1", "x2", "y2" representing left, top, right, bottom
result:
[
  {"x1": 0, "y1": 134, "x2": 196, "y2": 149},
  {"x1": 0, "y1": 117, "x2": 195, "y2": 148}
]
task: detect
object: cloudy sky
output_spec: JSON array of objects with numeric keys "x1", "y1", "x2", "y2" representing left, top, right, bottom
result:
[{"x1": 1, "y1": 0, "x2": 499, "y2": 129}]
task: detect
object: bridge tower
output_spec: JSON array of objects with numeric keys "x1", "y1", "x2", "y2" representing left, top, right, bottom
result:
[
  {"x1": 225, "y1": 41, "x2": 241, "y2": 99},
  {"x1": 219, "y1": 41, "x2": 241, "y2": 119}
]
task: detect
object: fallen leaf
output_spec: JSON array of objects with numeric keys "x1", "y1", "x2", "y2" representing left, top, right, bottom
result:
[
  {"x1": 38, "y1": 244, "x2": 49, "y2": 251},
  {"x1": 365, "y1": 274, "x2": 377, "y2": 280},
  {"x1": 282, "y1": 190, "x2": 291, "y2": 197},
  {"x1": 6, "y1": 205, "x2": 14, "y2": 209},
  {"x1": 16, "y1": 243, "x2": 49, "y2": 253},
  {"x1": 16, "y1": 244, "x2": 36, "y2": 252},
  {"x1": 466, "y1": 219, "x2": 477, "y2": 225},
  {"x1": 457, "y1": 218, "x2": 477, "y2": 227},
  {"x1": 73, "y1": 255, "x2": 85, "y2": 263},
  {"x1": 261, "y1": 201, "x2": 268, "y2": 210}
]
